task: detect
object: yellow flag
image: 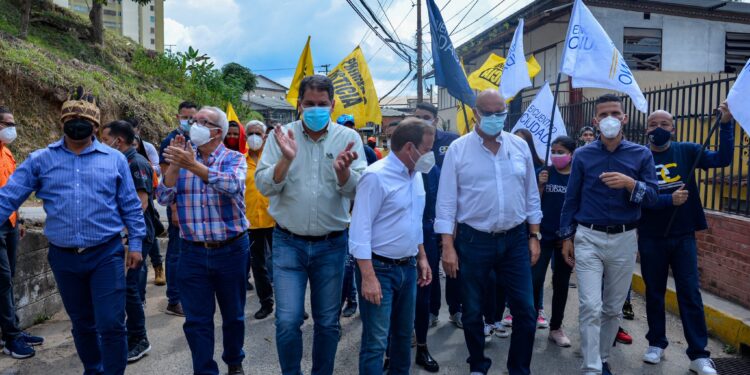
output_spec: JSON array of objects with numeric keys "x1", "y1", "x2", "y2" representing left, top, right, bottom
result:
[
  {"x1": 286, "y1": 36, "x2": 314, "y2": 107},
  {"x1": 226, "y1": 102, "x2": 240, "y2": 124},
  {"x1": 328, "y1": 46, "x2": 382, "y2": 128},
  {"x1": 467, "y1": 53, "x2": 541, "y2": 92},
  {"x1": 456, "y1": 60, "x2": 476, "y2": 135}
]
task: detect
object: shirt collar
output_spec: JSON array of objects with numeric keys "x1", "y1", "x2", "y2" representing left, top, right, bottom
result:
[
  {"x1": 50, "y1": 137, "x2": 111, "y2": 155},
  {"x1": 123, "y1": 147, "x2": 137, "y2": 160},
  {"x1": 385, "y1": 151, "x2": 413, "y2": 178}
]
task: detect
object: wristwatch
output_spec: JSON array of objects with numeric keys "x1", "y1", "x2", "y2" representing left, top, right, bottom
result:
[{"x1": 529, "y1": 232, "x2": 542, "y2": 241}]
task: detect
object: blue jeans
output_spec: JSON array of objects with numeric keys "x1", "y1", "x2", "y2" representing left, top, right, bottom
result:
[
  {"x1": 138, "y1": 240, "x2": 160, "y2": 303},
  {"x1": 125, "y1": 244, "x2": 147, "y2": 340},
  {"x1": 0, "y1": 221, "x2": 20, "y2": 342},
  {"x1": 272, "y1": 228, "x2": 347, "y2": 375},
  {"x1": 166, "y1": 224, "x2": 182, "y2": 305},
  {"x1": 178, "y1": 234, "x2": 249, "y2": 375},
  {"x1": 639, "y1": 235, "x2": 710, "y2": 360},
  {"x1": 48, "y1": 235, "x2": 127, "y2": 375},
  {"x1": 457, "y1": 224, "x2": 535, "y2": 375},
  {"x1": 357, "y1": 257, "x2": 417, "y2": 375},
  {"x1": 415, "y1": 228, "x2": 439, "y2": 344},
  {"x1": 148, "y1": 233, "x2": 163, "y2": 266}
]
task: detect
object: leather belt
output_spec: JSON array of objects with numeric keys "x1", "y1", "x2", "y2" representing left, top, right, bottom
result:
[
  {"x1": 187, "y1": 232, "x2": 246, "y2": 249},
  {"x1": 275, "y1": 225, "x2": 344, "y2": 242},
  {"x1": 53, "y1": 234, "x2": 120, "y2": 255},
  {"x1": 372, "y1": 253, "x2": 414, "y2": 266},
  {"x1": 579, "y1": 222, "x2": 637, "y2": 234}
]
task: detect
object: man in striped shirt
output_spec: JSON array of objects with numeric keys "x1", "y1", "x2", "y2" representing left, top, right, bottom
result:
[{"x1": 156, "y1": 106, "x2": 249, "y2": 375}]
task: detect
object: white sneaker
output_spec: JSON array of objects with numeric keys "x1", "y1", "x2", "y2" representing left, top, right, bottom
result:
[
  {"x1": 548, "y1": 329, "x2": 571, "y2": 347},
  {"x1": 492, "y1": 321, "x2": 510, "y2": 338},
  {"x1": 536, "y1": 309, "x2": 549, "y2": 329},
  {"x1": 483, "y1": 323, "x2": 493, "y2": 343},
  {"x1": 501, "y1": 308, "x2": 513, "y2": 327},
  {"x1": 689, "y1": 358, "x2": 717, "y2": 375},
  {"x1": 643, "y1": 346, "x2": 665, "y2": 364},
  {"x1": 449, "y1": 312, "x2": 463, "y2": 329}
]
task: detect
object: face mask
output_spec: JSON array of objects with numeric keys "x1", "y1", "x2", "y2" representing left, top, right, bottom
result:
[
  {"x1": 225, "y1": 137, "x2": 240, "y2": 150},
  {"x1": 64, "y1": 118, "x2": 94, "y2": 141},
  {"x1": 551, "y1": 154, "x2": 572, "y2": 169},
  {"x1": 247, "y1": 135, "x2": 263, "y2": 151},
  {"x1": 648, "y1": 127, "x2": 672, "y2": 147},
  {"x1": 189, "y1": 124, "x2": 215, "y2": 146},
  {"x1": 598, "y1": 116, "x2": 622, "y2": 139},
  {"x1": 0, "y1": 127, "x2": 17, "y2": 144},
  {"x1": 408, "y1": 146, "x2": 436, "y2": 174},
  {"x1": 302, "y1": 106, "x2": 331, "y2": 132},
  {"x1": 479, "y1": 113, "x2": 506, "y2": 136},
  {"x1": 108, "y1": 138, "x2": 120, "y2": 149},
  {"x1": 179, "y1": 119, "x2": 191, "y2": 132}
]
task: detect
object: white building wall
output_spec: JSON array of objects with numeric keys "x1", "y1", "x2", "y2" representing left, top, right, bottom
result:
[
  {"x1": 52, "y1": 0, "x2": 69, "y2": 7},
  {"x1": 140, "y1": 3, "x2": 156, "y2": 50},
  {"x1": 121, "y1": 0, "x2": 140, "y2": 43}
]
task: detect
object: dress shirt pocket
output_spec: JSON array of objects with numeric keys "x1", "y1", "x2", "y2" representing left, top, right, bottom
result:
[
  {"x1": 89, "y1": 166, "x2": 119, "y2": 195},
  {"x1": 511, "y1": 154, "x2": 527, "y2": 177}
]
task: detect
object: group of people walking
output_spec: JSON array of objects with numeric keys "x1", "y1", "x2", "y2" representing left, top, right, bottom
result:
[{"x1": 0, "y1": 73, "x2": 735, "y2": 375}]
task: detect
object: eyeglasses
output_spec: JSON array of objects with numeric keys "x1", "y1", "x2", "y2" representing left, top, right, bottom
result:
[
  {"x1": 188, "y1": 118, "x2": 219, "y2": 128},
  {"x1": 478, "y1": 110, "x2": 508, "y2": 117},
  {"x1": 0, "y1": 121, "x2": 17, "y2": 128}
]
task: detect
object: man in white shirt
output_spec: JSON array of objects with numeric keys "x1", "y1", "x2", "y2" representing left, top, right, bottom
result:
[
  {"x1": 435, "y1": 89, "x2": 542, "y2": 375},
  {"x1": 350, "y1": 118, "x2": 434, "y2": 375}
]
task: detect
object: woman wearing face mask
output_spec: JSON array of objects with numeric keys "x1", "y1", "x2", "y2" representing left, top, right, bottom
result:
[
  {"x1": 579, "y1": 126, "x2": 596, "y2": 146},
  {"x1": 533, "y1": 136, "x2": 577, "y2": 347},
  {"x1": 224, "y1": 121, "x2": 247, "y2": 153}
]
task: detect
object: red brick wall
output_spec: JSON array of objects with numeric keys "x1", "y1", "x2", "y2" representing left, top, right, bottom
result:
[{"x1": 695, "y1": 211, "x2": 750, "y2": 309}]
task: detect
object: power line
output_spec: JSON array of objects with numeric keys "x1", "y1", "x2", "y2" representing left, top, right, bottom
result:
[
  {"x1": 367, "y1": 4, "x2": 415, "y2": 63},
  {"x1": 452, "y1": 0, "x2": 524, "y2": 44},
  {"x1": 358, "y1": 0, "x2": 411, "y2": 58},
  {"x1": 358, "y1": 0, "x2": 397, "y2": 46},
  {"x1": 449, "y1": 0, "x2": 479, "y2": 35},
  {"x1": 346, "y1": 0, "x2": 411, "y2": 62},
  {"x1": 376, "y1": 0, "x2": 401, "y2": 45}
]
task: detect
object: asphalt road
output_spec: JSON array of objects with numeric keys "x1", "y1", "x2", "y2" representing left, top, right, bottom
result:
[{"x1": 0, "y1": 253, "x2": 733, "y2": 375}]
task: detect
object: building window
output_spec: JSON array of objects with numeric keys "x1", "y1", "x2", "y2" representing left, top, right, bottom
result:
[
  {"x1": 151, "y1": 39, "x2": 155, "y2": 45},
  {"x1": 150, "y1": 16, "x2": 155, "y2": 23},
  {"x1": 150, "y1": 5, "x2": 154, "y2": 10},
  {"x1": 726, "y1": 32, "x2": 750, "y2": 74},
  {"x1": 72, "y1": 5, "x2": 88, "y2": 12},
  {"x1": 150, "y1": 27, "x2": 155, "y2": 34},
  {"x1": 623, "y1": 28, "x2": 662, "y2": 71},
  {"x1": 103, "y1": 9, "x2": 117, "y2": 16}
]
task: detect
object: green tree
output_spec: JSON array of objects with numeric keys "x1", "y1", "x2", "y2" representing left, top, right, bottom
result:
[{"x1": 221, "y1": 63, "x2": 258, "y2": 92}]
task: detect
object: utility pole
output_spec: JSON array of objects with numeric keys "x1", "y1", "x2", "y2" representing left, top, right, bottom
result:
[
  {"x1": 320, "y1": 64, "x2": 330, "y2": 75},
  {"x1": 416, "y1": 0, "x2": 423, "y2": 103}
]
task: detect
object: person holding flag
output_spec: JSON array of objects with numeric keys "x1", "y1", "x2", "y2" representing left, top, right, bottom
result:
[{"x1": 638, "y1": 105, "x2": 734, "y2": 375}]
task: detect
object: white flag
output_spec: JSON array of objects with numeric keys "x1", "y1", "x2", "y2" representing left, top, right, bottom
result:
[
  {"x1": 500, "y1": 19, "x2": 532, "y2": 100},
  {"x1": 511, "y1": 82, "x2": 567, "y2": 163},
  {"x1": 560, "y1": 0, "x2": 648, "y2": 113},
  {"x1": 727, "y1": 59, "x2": 750, "y2": 135}
]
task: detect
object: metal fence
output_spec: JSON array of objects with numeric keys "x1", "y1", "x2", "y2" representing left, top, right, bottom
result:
[{"x1": 551, "y1": 76, "x2": 750, "y2": 217}]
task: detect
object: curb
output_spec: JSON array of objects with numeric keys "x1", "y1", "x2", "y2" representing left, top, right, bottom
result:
[{"x1": 631, "y1": 269, "x2": 750, "y2": 353}]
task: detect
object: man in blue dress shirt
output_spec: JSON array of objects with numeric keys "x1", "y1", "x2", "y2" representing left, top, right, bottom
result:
[
  {"x1": 0, "y1": 88, "x2": 146, "y2": 375},
  {"x1": 560, "y1": 94, "x2": 658, "y2": 375}
]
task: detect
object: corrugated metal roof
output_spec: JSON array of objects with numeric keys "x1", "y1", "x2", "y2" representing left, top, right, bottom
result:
[
  {"x1": 244, "y1": 96, "x2": 295, "y2": 111},
  {"x1": 380, "y1": 107, "x2": 408, "y2": 117}
]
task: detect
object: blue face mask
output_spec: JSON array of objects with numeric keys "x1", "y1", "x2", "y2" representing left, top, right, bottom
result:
[
  {"x1": 302, "y1": 106, "x2": 331, "y2": 132},
  {"x1": 179, "y1": 119, "x2": 191, "y2": 132},
  {"x1": 479, "y1": 113, "x2": 507, "y2": 136}
]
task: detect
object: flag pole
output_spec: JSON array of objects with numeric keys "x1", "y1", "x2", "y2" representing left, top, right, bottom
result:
[
  {"x1": 461, "y1": 104, "x2": 471, "y2": 134},
  {"x1": 663, "y1": 112, "x2": 722, "y2": 236},
  {"x1": 544, "y1": 73, "x2": 563, "y2": 164}
]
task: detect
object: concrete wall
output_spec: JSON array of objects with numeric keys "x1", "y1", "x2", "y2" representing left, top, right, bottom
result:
[{"x1": 14, "y1": 229, "x2": 62, "y2": 329}]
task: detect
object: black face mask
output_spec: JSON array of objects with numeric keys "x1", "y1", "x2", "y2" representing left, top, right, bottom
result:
[{"x1": 64, "y1": 118, "x2": 94, "y2": 140}]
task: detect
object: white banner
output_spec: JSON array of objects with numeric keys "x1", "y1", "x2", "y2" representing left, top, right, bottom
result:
[
  {"x1": 727, "y1": 58, "x2": 750, "y2": 135},
  {"x1": 500, "y1": 18, "x2": 532, "y2": 100},
  {"x1": 511, "y1": 82, "x2": 567, "y2": 163},
  {"x1": 560, "y1": 0, "x2": 648, "y2": 113}
]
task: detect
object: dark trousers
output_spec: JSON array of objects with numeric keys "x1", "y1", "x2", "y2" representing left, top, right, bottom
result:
[
  {"x1": 530, "y1": 243, "x2": 573, "y2": 330},
  {"x1": 429, "y1": 234, "x2": 461, "y2": 316},
  {"x1": 179, "y1": 234, "x2": 249, "y2": 375},
  {"x1": 457, "y1": 224, "x2": 535, "y2": 375},
  {"x1": 125, "y1": 241, "x2": 148, "y2": 340},
  {"x1": 0, "y1": 220, "x2": 20, "y2": 342},
  {"x1": 248, "y1": 228, "x2": 274, "y2": 308},
  {"x1": 415, "y1": 228, "x2": 440, "y2": 344},
  {"x1": 147, "y1": 234, "x2": 163, "y2": 267},
  {"x1": 48, "y1": 235, "x2": 127, "y2": 375},
  {"x1": 138, "y1": 240, "x2": 160, "y2": 303},
  {"x1": 342, "y1": 254, "x2": 358, "y2": 308},
  {"x1": 165, "y1": 224, "x2": 182, "y2": 305},
  {"x1": 639, "y1": 235, "x2": 710, "y2": 360}
]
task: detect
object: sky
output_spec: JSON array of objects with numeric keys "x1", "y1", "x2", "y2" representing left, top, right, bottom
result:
[{"x1": 164, "y1": 0, "x2": 533, "y2": 103}]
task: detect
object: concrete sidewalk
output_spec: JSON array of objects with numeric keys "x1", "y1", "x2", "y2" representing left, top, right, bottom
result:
[{"x1": 0, "y1": 261, "x2": 736, "y2": 374}]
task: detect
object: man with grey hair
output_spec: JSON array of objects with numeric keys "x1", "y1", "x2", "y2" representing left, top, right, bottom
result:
[
  {"x1": 156, "y1": 106, "x2": 250, "y2": 375},
  {"x1": 244, "y1": 119, "x2": 275, "y2": 320},
  {"x1": 436, "y1": 89, "x2": 542, "y2": 375}
]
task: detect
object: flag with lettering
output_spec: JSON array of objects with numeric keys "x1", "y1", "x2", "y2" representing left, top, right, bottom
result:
[
  {"x1": 286, "y1": 36, "x2": 314, "y2": 107},
  {"x1": 467, "y1": 53, "x2": 541, "y2": 92},
  {"x1": 560, "y1": 0, "x2": 648, "y2": 113},
  {"x1": 511, "y1": 82, "x2": 567, "y2": 163},
  {"x1": 328, "y1": 46, "x2": 382, "y2": 128},
  {"x1": 427, "y1": 0, "x2": 476, "y2": 107},
  {"x1": 726, "y1": 58, "x2": 750, "y2": 135},
  {"x1": 500, "y1": 19, "x2": 532, "y2": 100}
]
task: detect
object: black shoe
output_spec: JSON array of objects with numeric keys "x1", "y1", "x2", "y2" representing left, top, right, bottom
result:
[
  {"x1": 622, "y1": 301, "x2": 634, "y2": 320},
  {"x1": 228, "y1": 364, "x2": 244, "y2": 374},
  {"x1": 602, "y1": 361, "x2": 614, "y2": 375},
  {"x1": 127, "y1": 337, "x2": 151, "y2": 363},
  {"x1": 254, "y1": 305, "x2": 273, "y2": 320},
  {"x1": 415, "y1": 346, "x2": 439, "y2": 373},
  {"x1": 166, "y1": 303, "x2": 185, "y2": 317},
  {"x1": 383, "y1": 357, "x2": 390, "y2": 371},
  {"x1": 341, "y1": 304, "x2": 357, "y2": 318},
  {"x1": 303, "y1": 311, "x2": 310, "y2": 320}
]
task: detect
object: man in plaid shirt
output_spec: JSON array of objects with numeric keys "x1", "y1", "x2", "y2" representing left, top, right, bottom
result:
[{"x1": 156, "y1": 106, "x2": 249, "y2": 375}]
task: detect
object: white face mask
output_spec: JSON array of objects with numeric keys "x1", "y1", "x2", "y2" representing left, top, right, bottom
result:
[
  {"x1": 189, "y1": 124, "x2": 215, "y2": 146},
  {"x1": 247, "y1": 134, "x2": 263, "y2": 151},
  {"x1": 598, "y1": 116, "x2": 622, "y2": 139},
  {"x1": 409, "y1": 147, "x2": 435, "y2": 174},
  {"x1": 0, "y1": 127, "x2": 17, "y2": 144}
]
